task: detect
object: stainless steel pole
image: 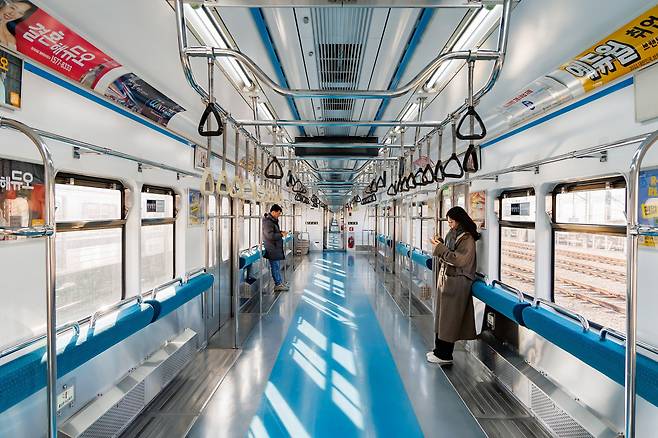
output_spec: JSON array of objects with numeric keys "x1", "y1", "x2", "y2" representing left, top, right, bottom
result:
[
  {"x1": 625, "y1": 130, "x2": 658, "y2": 438},
  {"x1": 0, "y1": 118, "x2": 57, "y2": 437}
]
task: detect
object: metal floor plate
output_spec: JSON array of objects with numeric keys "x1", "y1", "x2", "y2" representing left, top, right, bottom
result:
[
  {"x1": 439, "y1": 344, "x2": 554, "y2": 438},
  {"x1": 120, "y1": 346, "x2": 240, "y2": 438}
]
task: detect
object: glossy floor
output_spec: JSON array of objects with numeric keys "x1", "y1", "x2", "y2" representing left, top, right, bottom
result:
[{"x1": 188, "y1": 253, "x2": 484, "y2": 437}]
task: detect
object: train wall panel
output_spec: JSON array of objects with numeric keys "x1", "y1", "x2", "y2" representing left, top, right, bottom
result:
[{"x1": 0, "y1": 60, "x2": 225, "y2": 347}]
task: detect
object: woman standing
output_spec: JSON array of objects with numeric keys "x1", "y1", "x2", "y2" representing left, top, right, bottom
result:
[{"x1": 427, "y1": 206, "x2": 479, "y2": 365}]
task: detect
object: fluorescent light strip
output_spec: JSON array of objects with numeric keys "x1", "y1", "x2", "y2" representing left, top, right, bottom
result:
[
  {"x1": 425, "y1": 5, "x2": 503, "y2": 90},
  {"x1": 258, "y1": 102, "x2": 274, "y2": 121},
  {"x1": 184, "y1": 5, "x2": 253, "y2": 90}
]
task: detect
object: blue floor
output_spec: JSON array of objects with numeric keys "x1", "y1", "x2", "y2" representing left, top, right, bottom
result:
[{"x1": 248, "y1": 252, "x2": 424, "y2": 438}]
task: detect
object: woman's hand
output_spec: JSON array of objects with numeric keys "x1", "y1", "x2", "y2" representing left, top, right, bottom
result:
[{"x1": 430, "y1": 236, "x2": 443, "y2": 246}]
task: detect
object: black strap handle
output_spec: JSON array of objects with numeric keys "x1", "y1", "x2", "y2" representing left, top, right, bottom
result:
[
  {"x1": 377, "y1": 172, "x2": 386, "y2": 189},
  {"x1": 421, "y1": 164, "x2": 434, "y2": 185},
  {"x1": 292, "y1": 180, "x2": 305, "y2": 193},
  {"x1": 442, "y1": 153, "x2": 464, "y2": 179},
  {"x1": 413, "y1": 169, "x2": 425, "y2": 186},
  {"x1": 455, "y1": 106, "x2": 487, "y2": 141},
  {"x1": 463, "y1": 143, "x2": 479, "y2": 173},
  {"x1": 198, "y1": 103, "x2": 224, "y2": 137},
  {"x1": 286, "y1": 170, "x2": 296, "y2": 187},
  {"x1": 264, "y1": 156, "x2": 284, "y2": 179},
  {"x1": 387, "y1": 182, "x2": 397, "y2": 196},
  {"x1": 433, "y1": 160, "x2": 445, "y2": 183},
  {"x1": 397, "y1": 176, "x2": 408, "y2": 192}
]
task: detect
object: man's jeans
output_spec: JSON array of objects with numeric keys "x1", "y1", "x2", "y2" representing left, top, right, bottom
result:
[{"x1": 269, "y1": 259, "x2": 282, "y2": 285}]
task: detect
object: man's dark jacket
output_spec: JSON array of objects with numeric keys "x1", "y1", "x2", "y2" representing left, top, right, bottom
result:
[{"x1": 262, "y1": 213, "x2": 284, "y2": 261}]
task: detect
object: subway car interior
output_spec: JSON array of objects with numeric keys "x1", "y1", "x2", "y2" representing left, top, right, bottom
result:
[{"x1": 1, "y1": 0, "x2": 658, "y2": 437}]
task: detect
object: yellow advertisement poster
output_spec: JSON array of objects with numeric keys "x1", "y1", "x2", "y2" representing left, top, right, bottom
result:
[
  {"x1": 469, "y1": 191, "x2": 486, "y2": 230},
  {"x1": 559, "y1": 5, "x2": 658, "y2": 92}
]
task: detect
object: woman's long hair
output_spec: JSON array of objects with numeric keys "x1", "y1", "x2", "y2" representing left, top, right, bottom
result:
[{"x1": 446, "y1": 206, "x2": 480, "y2": 241}]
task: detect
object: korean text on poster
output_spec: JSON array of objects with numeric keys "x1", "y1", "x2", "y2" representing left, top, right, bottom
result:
[
  {"x1": 188, "y1": 189, "x2": 204, "y2": 226},
  {"x1": 6, "y1": 3, "x2": 121, "y2": 88},
  {"x1": 0, "y1": 158, "x2": 45, "y2": 234},
  {"x1": 638, "y1": 168, "x2": 658, "y2": 227},
  {"x1": 0, "y1": 47, "x2": 22, "y2": 109},
  {"x1": 559, "y1": 5, "x2": 658, "y2": 92}
]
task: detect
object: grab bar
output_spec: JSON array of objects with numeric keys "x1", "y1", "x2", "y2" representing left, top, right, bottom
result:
[
  {"x1": 89, "y1": 295, "x2": 144, "y2": 330},
  {"x1": 492, "y1": 280, "x2": 526, "y2": 303},
  {"x1": 600, "y1": 327, "x2": 658, "y2": 357},
  {"x1": 0, "y1": 321, "x2": 80, "y2": 360},
  {"x1": 0, "y1": 225, "x2": 54, "y2": 238},
  {"x1": 533, "y1": 298, "x2": 590, "y2": 332},
  {"x1": 184, "y1": 267, "x2": 207, "y2": 283}
]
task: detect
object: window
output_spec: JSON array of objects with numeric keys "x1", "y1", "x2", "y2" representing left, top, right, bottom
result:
[
  {"x1": 141, "y1": 186, "x2": 175, "y2": 292},
  {"x1": 551, "y1": 178, "x2": 626, "y2": 332},
  {"x1": 439, "y1": 184, "x2": 468, "y2": 239},
  {"x1": 241, "y1": 201, "x2": 262, "y2": 251},
  {"x1": 221, "y1": 196, "x2": 231, "y2": 262},
  {"x1": 55, "y1": 174, "x2": 125, "y2": 323},
  {"x1": 499, "y1": 189, "x2": 536, "y2": 293}
]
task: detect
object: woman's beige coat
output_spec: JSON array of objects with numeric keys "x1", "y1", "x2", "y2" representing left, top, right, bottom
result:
[{"x1": 432, "y1": 232, "x2": 477, "y2": 342}]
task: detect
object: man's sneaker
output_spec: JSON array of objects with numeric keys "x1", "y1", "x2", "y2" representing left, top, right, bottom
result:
[
  {"x1": 274, "y1": 284, "x2": 289, "y2": 292},
  {"x1": 426, "y1": 352, "x2": 453, "y2": 365}
]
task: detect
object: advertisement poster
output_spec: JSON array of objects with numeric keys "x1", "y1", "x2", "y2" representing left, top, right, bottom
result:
[
  {"x1": 559, "y1": 5, "x2": 658, "y2": 92},
  {"x1": 0, "y1": 158, "x2": 45, "y2": 238},
  {"x1": 188, "y1": 189, "x2": 203, "y2": 226},
  {"x1": 0, "y1": 46, "x2": 21, "y2": 108},
  {"x1": 105, "y1": 73, "x2": 185, "y2": 126},
  {"x1": 469, "y1": 191, "x2": 486, "y2": 230},
  {"x1": 1, "y1": 1, "x2": 121, "y2": 87},
  {"x1": 638, "y1": 168, "x2": 658, "y2": 248},
  {"x1": 194, "y1": 145, "x2": 208, "y2": 170}
]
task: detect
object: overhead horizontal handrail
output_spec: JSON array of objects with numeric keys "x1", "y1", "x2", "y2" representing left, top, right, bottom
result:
[
  {"x1": 90, "y1": 295, "x2": 144, "y2": 330},
  {"x1": 533, "y1": 297, "x2": 590, "y2": 333},
  {"x1": 182, "y1": 1, "x2": 485, "y2": 8},
  {"x1": 0, "y1": 321, "x2": 80, "y2": 360},
  {"x1": 185, "y1": 46, "x2": 499, "y2": 100},
  {"x1": 491, "y1": 280, "x2": 526, "y2": 303}
]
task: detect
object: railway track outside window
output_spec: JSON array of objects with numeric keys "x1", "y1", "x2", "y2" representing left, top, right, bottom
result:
[
  {"x1": 498, "y1": 189, "x2": 536, "y2": 294},
  {"x1": 551, "y1": 177, "x2": 627, "y2": 332}
]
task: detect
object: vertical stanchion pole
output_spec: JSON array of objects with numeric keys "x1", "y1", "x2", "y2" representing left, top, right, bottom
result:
[
  {"x1": 625, "y1": 130, "x2": 658, "y2": 438},
  {"x1": 205, "y1": 58, "x2": 214, "y2": 328},
  {"x1": 0, "y1": 119, "x2": 57, "y2": 437}
]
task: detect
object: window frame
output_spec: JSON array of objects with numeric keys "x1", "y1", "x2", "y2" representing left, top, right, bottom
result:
[
  {"x1": 549, "y1": 177, "x2": 627, "y2": 329},
  {"x1": 55, "y1": 172, "x2": 127, "y2": 298},
  {"x1": 141, "y1": 185, "x2": 177, "y2": 290},
  {"x1": 497, "y1": 188, "x2": 536, "y2": 289}
]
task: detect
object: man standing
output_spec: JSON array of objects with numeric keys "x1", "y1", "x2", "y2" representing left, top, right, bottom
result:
[{"x1": 262, "y1": 204, "x2": 289, "y2": 291}]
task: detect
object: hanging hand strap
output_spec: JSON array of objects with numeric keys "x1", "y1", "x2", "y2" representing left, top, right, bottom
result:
[
  {"x1": 455, "y1": 106, "x2": 487, "y2": 140},
  {"x1": 420, "y1": 136, "x2": 433, "y2": 185},
  {"x1": 442, "y1": 120, "x2": 464, "y2": 179},
  {"x1": 377, "y1": 171, "x2": 386, "y2": 189},
  {"x1": 387, "y1": 181, "x2": 398, "y2": 196},
  {"x1": 463, "y1": 143, "x2": 479, "y2": 173},
  {"x1": 264, "y1": 156, "x2": 284, "y2": 179},
  {"x1": 286, "y1": 170, "x2": 296, "y2": 187},
  {"x1": 433, "y1": 129, "x2": 445, "y2": 183},
  {"x1": 455, "y1": 61, "x2": 486, "y2": 141},
  {"x1": 198, "y1": 103, "x2": 224, "y2": 137}
]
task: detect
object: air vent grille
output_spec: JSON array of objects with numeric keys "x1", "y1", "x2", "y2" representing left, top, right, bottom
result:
[
  {"x1": 311, "y1": 7, "x2": 372, "y2": 136},
  {"x1": 530, "y1": 384, "x2": 593, "y2": 438}
]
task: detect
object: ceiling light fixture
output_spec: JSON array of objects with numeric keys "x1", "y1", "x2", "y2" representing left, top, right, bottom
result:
[
  {"x1": 184, "y1": 4, "x2": 253, "y2": 90},
  {"x1": 424, "y1": 5, "x2": 503, "y2": 91}
]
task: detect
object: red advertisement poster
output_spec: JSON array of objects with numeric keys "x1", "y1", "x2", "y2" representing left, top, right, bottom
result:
[{"x1": 1, "y1": 2, "x2": 121, "y2": 88}]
